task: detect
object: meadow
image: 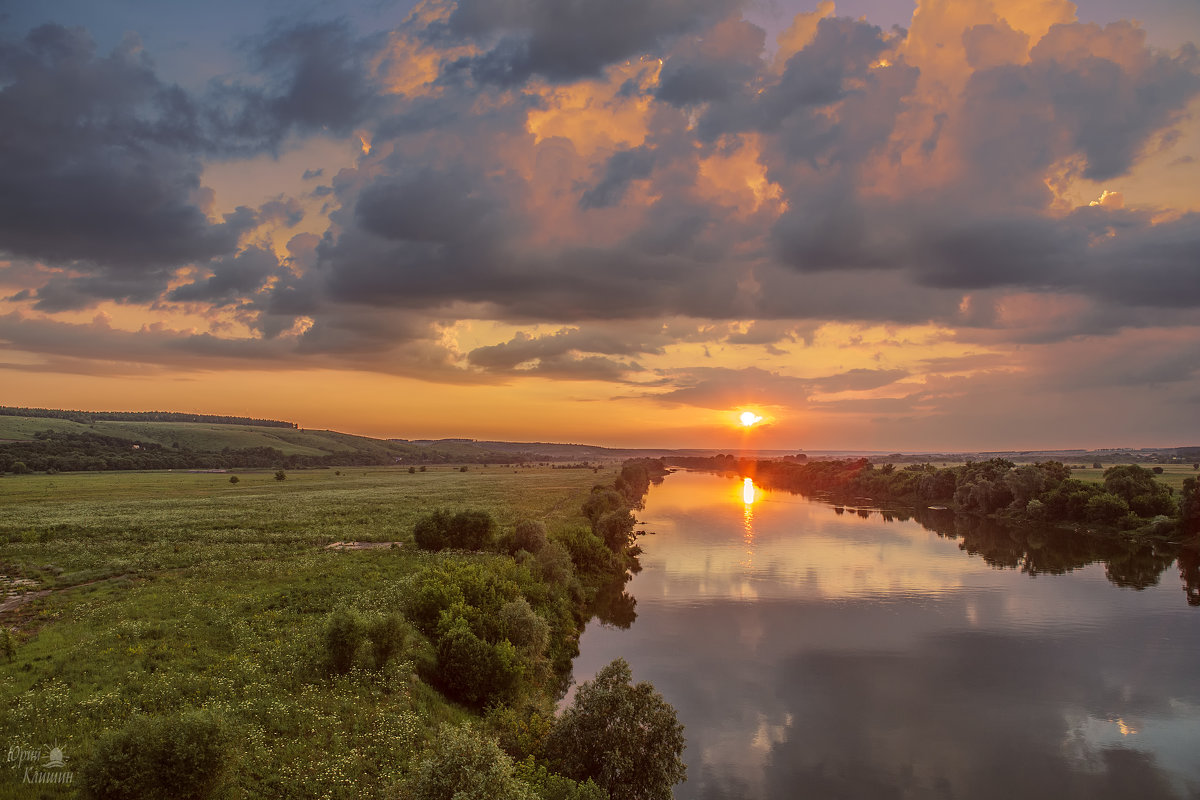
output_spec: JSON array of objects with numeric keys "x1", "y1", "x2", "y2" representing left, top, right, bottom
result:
[{"x1": 1, "y1": 465, "x2": 616, "y2": 799}]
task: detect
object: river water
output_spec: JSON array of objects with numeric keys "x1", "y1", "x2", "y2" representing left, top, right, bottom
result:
[{"x1": 570, "y1": 470, "x2": 1200, "y2": 800}]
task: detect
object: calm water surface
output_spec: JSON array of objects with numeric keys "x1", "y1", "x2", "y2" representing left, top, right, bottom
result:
[{"x1": 571, "y1": 470, "x2": 1200, "y2": 800}]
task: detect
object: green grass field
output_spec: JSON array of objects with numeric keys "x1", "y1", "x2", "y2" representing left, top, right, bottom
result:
[
  {"x1": 1069, "y1": 463, "x2": 1196, "y2": 492},
  {"x1": 0, "y1": 465, "x2": 615, "y2": 798}
]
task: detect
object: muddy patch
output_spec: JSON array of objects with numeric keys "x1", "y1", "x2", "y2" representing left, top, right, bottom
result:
[{"x1": 324, "y1": 541, "x2": 401, "y2": 551}]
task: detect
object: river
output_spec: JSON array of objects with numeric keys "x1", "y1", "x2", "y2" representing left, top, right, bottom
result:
[{"x1": 570, "y1": 470, "x2": 1200, "y2": 800}]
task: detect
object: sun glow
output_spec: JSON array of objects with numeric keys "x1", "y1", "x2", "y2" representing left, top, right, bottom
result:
[
  {"x1": 739, "y1": 411, "x2": 763, "y2": 427},
  {"x1": 743, "y1": 477, "x2": 757, "y2": 505}
]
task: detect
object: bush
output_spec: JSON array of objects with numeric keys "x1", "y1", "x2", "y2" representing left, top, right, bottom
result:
[
  {"x1": 228, "y1": 475, "x2": 239, "y2": 484},
  {"x1": 406, "y1": 724, "x2": 537, "y2": 800},
  {"x1": 79, "y1": 710, "x2": 231, "y2": 800},
  {"x1": 367, "y1": 612, "x2": 411, "y2": 669},
  {"x1": 434, "y1": 616, "x2": 525, "y2": 707},
  {"x1": 409, "y1": 466, "x2": 417, "y2": 474},
  {"x1": 324, "y1": 606, "x2": 366, "y2": 675},
  {"x1": 582, "y1": 489, "x2": 625, "y2": 525},
  {"x1": 499, "y1": 598, "x2": 549, "y2": 658},
  {"x1": 535, "y1": 541, "x2": 576, "y2": 586},
  {"x1": 414, "y1": 509, "x2": 497, "y2": 551},
  {"x1": 502, "y1": 520, "x2": 549, "y2": 555},
  {"x1": 274, "y1": 470, "x2": 286, "y2": 481},
  {"x1": 10, "y1": 461, "x2": 31, "y2": 475},
  {"x1": 1086, "y1": 492, "x2": 1130, "y2": 524},
  {"x1": 595, "y1": 510, "x2": 636, "y2": 553},
  {"x1": 515, "y1": 759, "x2": 610, "y2": 800}
]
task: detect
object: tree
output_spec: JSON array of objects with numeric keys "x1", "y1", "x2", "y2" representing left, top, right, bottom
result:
[
  {"x1": 414, "y1": 509, "x2": 497, "y2": 551},
  {"x1": 10, "y1": 461, "x2": 30, "y2": 474},
  {"x1": 228, "y1": 475, "x2": 239, "y2": 484},
  {"x1": 407, "y1": 724, "x2": 537, "y2": 800},
  {"x1": 502, "y1": 520, "x2": 548, "y2": 556},
  {"x1": 1086, "y1": 492, "x2": 1130, "y2": 524},
  {"x1": 1102, "y1": 464, "x2": 1174, "y2": 517},
  {"x1": 274, "y1": 470, "x2": 286, "y2": 481},
  {"x1": 546, "y1": 658, "x2": 685, "y2": 800},
  {"x1": 1181, "y1": 477, "x2": 1200, "y2": 534}
]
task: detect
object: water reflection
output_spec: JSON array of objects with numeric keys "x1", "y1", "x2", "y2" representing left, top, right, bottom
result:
[{"x1": 574, "y1": 470, "x2": 1200, "y2": 800}]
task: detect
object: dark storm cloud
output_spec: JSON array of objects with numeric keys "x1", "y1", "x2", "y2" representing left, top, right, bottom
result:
[
  {"x1": 0, "y1": 20, "x2": 377, "y2": 313},
  {"x1": 167, "y1": 247, "x2": 282, "y2": 305},
  {"x1": 0, "y1": 25, "x2": 248, "y2": 271},
  {"x1": 4, "y1": 3, "x2": 1200, "y2": 380},
  {"x1": 958, "y1": 21, "x2": 1200, "y2": 193},
  {"x1": 579, "y1": 146, "x2": 657, "y2": 209},
  {"x1": 655, "y1": 18, "x2": 765, "y2": 106},
  {"x1": 442, "y1": 0, "x2": 742, "y2": 85},
  {"x1": 211, "y1": 20, "x2": 380, "y2": 149}
]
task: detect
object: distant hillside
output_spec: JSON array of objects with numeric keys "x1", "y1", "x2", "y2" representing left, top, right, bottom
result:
[
  {"x1": 0, "y1": 413, "x2": 554, "y2": 473},
  {"x1": 0, "y1": 405, "x2": 295, "y2": 428}
]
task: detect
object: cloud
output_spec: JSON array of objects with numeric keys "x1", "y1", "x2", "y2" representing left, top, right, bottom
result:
[
  {"x1": 0, "y1": 26, "x2": 247, "y2": 272},
  {"x1": 442, "y1": 0, "x2": 741, "y2": 85},
  {"x1": 1, "y1": 0, "x2": 1198, "y2": 427}
]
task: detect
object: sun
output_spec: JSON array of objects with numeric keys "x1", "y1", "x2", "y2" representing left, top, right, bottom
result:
[{"x1": 739, "y1": 411, "x2": 763, "y2": 428}]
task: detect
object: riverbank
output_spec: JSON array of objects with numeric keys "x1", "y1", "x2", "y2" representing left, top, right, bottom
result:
[
  {"x1": 668, "y1": 456, "x2": 1199, "y2": 543},
  {"x1": 0, "y1": 461, "x2": 668, "y2": 797}
]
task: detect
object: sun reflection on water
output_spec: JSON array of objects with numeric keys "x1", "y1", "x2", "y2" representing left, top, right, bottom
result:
[{"x1": 742, "y1": 478, "x2": 756, "y2": 566}]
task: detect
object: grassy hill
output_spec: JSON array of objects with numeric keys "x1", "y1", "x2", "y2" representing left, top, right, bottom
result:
[{"x1": 0, "y1": 412, "x2": 558, "y2": 472}]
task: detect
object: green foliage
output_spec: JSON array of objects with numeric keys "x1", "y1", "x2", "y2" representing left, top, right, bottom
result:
[
  {"x1": 515, "y1": 759, "x2": 610, "y2": 800},
  {"x1": 502, "y1": 520, "x2": 549, "y2": 556},
  {"x1": 499, "y1": 598, "x2": 549, "y2": 658},
  {"x1": 405, "y1": 560, "x2": 524, "y2": 639},
  {"x1": 535, "y1": 540, "x2": 576, "y2": 586},
  {"x1": 1, "y1": 628, "x2": 15, "y2": 662},
  {"x1": 486, "y1": 705, "x2": 556, "y2": 762},
  {"x1": 582, "y1": 489, "x2": 624, "y2": 525},
  {"x1": 79, "y1": 710, "x2": 232, "y2": 800},
  {"x1": 413, "y1": 509, "x2": 497, "y2": 551},
  {"x1": 367, "y1": 612, "x2": 412, "y2": 669},
  {"x1": 1181, "y1": 477, "x2": 1200, "y2": 533},
  {"x1": 595, "y1": 509, "x2": 636, "y2": 553},
  {"x1": 546, "y1": 658, "x2": 686, "y2": 800},
  {"x1": 555, "y1": 525, "x2": 621, "y2": 581},
  {"x1": 434, "y1": 615, "x2": 525, "y2": 707},
  {"x1": 324, "y1": 606, "x2": 366, "y2": 675},
  {"x1": 10, "y1": 461, "x2": 31, "y2": 474},
  {"x1": 405, "y1": 724, "x2": 537, "y2": 800},
  {"x1": 228, "y1": 475, "x2": 239, "y2": 484},
  {"x1": 1103, "y1": 465, "x2": 1175, "y2": 517},
  {"x1": 274, "y1": 469, "x2": 287, "y2": 481},
  {"x1": 1086, "y1": 492, "x2": 1130, "y2": 524}
]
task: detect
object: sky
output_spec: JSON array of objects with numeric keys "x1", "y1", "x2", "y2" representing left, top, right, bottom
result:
[{"x1": 1, "y1": 0, "x2": 1198, "y2": 452}]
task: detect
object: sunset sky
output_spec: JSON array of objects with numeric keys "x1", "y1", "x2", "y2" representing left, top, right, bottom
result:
[{"x1": 1, "y1": 0, "x2": 1198, "y2": 451}]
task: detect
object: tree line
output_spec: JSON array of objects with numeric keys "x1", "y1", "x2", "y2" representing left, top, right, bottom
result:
[
  {"x1": 0, "y1": 405, "x2": 296, "y2": 427},
  {"x1": 671, "y1": 456, "x2": 1200, "y2": 537},
  {"x1": 0, "y1": 430, "x2": 398, "y2": 473}
]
